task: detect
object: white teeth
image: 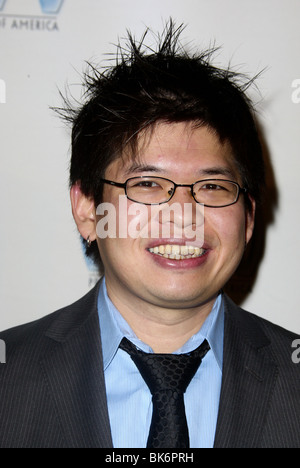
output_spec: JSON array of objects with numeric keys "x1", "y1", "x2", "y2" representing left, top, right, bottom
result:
[
  {"x1": 158, "y1": 245, "x2": 165, "y2": 254},
  {"x1": 148, "y1": 244, "x2": 205, "y2": 259},
  {"x1": 165, "y1": 245, "x2": 172, "y2": 254},
  {"x1": 188, "y1": 245, "x2": 195, "y2": 254},
  {"x1": 172, "y1": 245, "x2": 180, "y2": 255}
]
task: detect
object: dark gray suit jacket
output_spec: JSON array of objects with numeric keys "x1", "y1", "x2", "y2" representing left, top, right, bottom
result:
[{"x1": 0, "y1": 282, "x2": 299, "y2": 448}]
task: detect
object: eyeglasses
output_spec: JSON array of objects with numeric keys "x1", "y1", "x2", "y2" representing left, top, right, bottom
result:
[{"x1": 100, "y1": 176, "x2": 248, "y2": 208}]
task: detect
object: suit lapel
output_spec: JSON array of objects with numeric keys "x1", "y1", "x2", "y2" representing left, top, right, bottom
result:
[
  {"x1": 40, "y1": 284, "x2": 113, "y2": 448},
  {"x1": 214, "y1": 296, "x2": 278, "y2": 448}
]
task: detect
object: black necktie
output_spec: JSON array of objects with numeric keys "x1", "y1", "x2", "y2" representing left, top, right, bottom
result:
[{"x1": 119, "y1": 337, "x2": 210, "y2": 448}]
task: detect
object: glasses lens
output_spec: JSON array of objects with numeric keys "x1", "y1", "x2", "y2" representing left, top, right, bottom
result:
[
  {"x1": 193, "y1": 180, "x2": 239, "y2": 207},
  {"x1": 126, "y1": 177, "x2": 173, "y2": 204}
]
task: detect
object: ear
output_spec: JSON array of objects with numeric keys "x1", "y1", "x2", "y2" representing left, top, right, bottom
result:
[
  {"x1": 245, "y1": 196, "x2": 256, "y2": 245},
  {"x1": 70, "y1": 183, "x2": 97, "y2": 242}
]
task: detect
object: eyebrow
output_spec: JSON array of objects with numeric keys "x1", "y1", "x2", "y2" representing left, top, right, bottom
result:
[
  {"x1": 198, "y1": 166, "x2": 237, "y2": 179},
  {"x1": 123, "y1": 163, "x2": 237, "y2": 179},
  {"x1": 123, "y1": 163, "x2": 163, "y2": 176}
]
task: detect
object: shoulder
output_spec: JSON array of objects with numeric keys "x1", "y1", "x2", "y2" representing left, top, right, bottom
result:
[
  {"x1": 223, "y1": 294, "x2": 300, "y2": 368},
  {"x1": 0, "y1": 282, "x2": 103, "y2": 448},
  {"x1": 0, "y1": 281, "x2": 101, "y2": 362},
  {"x1": 223, "y1": 293, "x2": 299, "y2": 341}
]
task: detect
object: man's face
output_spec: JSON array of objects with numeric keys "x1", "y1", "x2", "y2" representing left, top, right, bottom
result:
[{"x1": 96, "y1": 122, "x2": 255, "y2": 312}]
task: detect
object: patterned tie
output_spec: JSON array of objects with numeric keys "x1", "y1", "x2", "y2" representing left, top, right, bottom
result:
[{"x1": 119, "y1": 337, "x2": 210, "y2": 448}]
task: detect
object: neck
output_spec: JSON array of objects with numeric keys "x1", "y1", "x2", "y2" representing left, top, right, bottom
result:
[{"x1": 105, "y1": 282, "x2": 217, "y2": 353}]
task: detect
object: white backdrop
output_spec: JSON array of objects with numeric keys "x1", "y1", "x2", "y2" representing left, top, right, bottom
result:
[{"x1": 1, "y1": 0, "x2": 300, "y2": 333}]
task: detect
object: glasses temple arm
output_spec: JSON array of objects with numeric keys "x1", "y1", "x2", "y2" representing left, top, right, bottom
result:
[{"x1": 100, "y1": 178, "x2": 126, "y2": 188}]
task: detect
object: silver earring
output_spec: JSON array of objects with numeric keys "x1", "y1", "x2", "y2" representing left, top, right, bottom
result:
[{"x1": 86, "y1": 236, "x2": 92, "y2": 248}]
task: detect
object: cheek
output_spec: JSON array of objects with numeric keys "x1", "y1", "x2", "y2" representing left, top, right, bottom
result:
[
  {"x1": 95, "y1": 196, "x2": 151, "y2": 264},
  {"x1": 97, "y1": 194, "x2": 153, "y2": 240},
  {"x1": 124, "y1": 201, "x2": 153, "y2": 239},
  {"x1": 206, "y1": 205, "x2": 247, "y2": 248}
]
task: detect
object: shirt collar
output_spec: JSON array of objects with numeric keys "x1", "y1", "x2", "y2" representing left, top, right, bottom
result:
[{"x1": 98, "y1": 278, "x2": 224, "y2": 372}]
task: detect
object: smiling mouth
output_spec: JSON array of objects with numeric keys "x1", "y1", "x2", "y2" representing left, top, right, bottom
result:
[{"x1": 148, "y1": 244, "x2": 206, "y2": 260}]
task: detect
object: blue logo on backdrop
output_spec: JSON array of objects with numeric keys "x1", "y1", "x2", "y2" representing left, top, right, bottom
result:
[
  {"x1": 39, "y1": 0, "x2": 63, "y2": 14},
  {"x1": 0, "y1": 1, "x2": 64, "y2": 14},
  {"x1": 0, "y1": 0, "x2": 64, "y2": 31}
]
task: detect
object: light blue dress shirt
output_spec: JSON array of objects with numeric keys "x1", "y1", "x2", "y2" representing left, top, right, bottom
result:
[{"x1": 98, "y1": 278, "x2": 224, "y2": 448}]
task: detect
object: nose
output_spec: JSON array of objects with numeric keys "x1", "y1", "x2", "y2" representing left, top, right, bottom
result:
[
  {"x1": 157, "y1": 184, "x2": 204, "y2": 243},
  {"x1": 169, "y1": 184, "x2": 195, "y2": 204},
  {"x1": 162, "y1": 184, "x2": 200, "y2": 231}
]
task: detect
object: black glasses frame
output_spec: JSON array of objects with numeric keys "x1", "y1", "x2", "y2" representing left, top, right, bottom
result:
[{"x1": 100, "y1": 176, "x2": 248, "y2": 208}]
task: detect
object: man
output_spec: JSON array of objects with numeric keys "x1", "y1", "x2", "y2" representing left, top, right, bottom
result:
[{"x1": 0, "y1": 22, "x2": 299, "y2": 448}]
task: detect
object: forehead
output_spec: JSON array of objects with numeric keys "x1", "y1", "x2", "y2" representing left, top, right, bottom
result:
[{"x1": 106, "y1": 121, "x2": 239, "y2": 179}]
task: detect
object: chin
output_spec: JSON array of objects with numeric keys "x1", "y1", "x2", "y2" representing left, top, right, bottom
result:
[{"x1": 147, "y1": 284, "x2": 215, "y2": 309}]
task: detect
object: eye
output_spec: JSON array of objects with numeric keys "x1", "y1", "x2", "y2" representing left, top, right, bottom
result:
[
  {"x1": 129, "y1": 178, "x2": 166, "y2": 191},
  {"x1": 201, "y1": 183, "x2": 225, "y2": 191},
  {"x1": 134, "y1": 180, "x2": 161, "y2": 188}
]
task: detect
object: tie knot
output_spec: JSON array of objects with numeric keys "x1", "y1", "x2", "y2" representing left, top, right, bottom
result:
[{"x1": 119, "y1": 337, "x2": 210, "y2": 395}]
